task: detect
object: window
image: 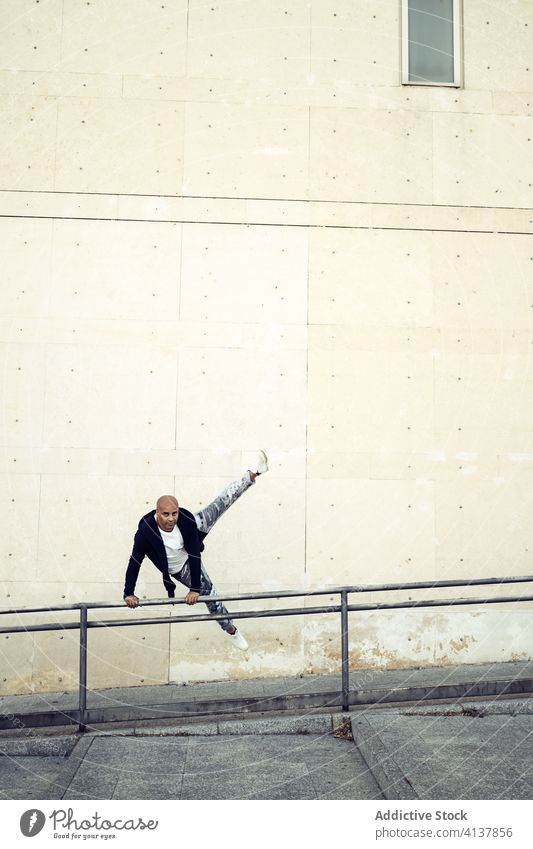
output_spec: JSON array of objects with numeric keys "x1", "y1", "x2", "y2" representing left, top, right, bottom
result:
[{"x1": 402, "y1": 0, "x2": 462, "y2": 86}]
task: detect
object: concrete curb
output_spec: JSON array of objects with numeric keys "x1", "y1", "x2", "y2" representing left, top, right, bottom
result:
[
  {"x1": 396, "y1": 697, "x2": 533, "y2": 717},
  {"x1": 351, "y1": 712, "x2": 418, "y2": 801},
  {"x1": 0, "y1": 735, "x2": 77, "y2": 757},
  {"x1": 88, "y1": 712, "x2": 339, "y2": 737}
]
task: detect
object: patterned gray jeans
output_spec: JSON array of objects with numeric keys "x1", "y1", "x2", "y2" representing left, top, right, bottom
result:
[{"x1": 175, "y1": 473, "x2": 254, "y2": 631}]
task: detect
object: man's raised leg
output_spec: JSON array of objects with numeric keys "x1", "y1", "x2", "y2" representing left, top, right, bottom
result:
[{"x1": 194, "y1": 450, "x2": 268, "y2": 536}]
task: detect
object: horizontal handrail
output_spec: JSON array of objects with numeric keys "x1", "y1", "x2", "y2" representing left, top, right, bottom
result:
[
  {"x1": 1, "y1": 592, "x2": 532, "y2": 635},
  {"x1": 0, "y1": 574, "x2": 532, "y2": 616}
]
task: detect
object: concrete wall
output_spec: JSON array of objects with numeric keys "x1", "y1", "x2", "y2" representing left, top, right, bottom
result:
[{"x1": 1, "y1": 0, "x2": 533, "y2": 696}]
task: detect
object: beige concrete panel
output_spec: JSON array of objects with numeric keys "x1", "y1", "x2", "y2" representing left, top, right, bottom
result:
[
  {"x1": 180, "y1": 223, "x2": 308, "y2": 325},
  {"x1": 180, "y1": 196, "x2": 247, "y2": 223},
  {"x1": 245, "y1": 199, "x2": 312, "y2": 227},
  {"x1": 307, "y1": 84, "x2": 490, "y2": 116},
  {"x1": 307, "y1": 451, "x2": 371, "y2": 480},
  {"x1": 435, "y1": 376, "x2": 533, "y2": 434},
  {"x1": 432, "y1": 232, "x2": 533, "y2": 330},
  {"x1": 42, "y1": 343, "x2": 177, "y2": 450},
  {"x1": 310, "y1": 0, "x2": 399, "y2": 87},
  {"x1": 304, "y1": 609, "x2": 438, "y2": 673},
  {"x1": 3, "y1": 191, "x2": 531, "y2": 237},
  {"x1": 310, "y1": 107, "x2": 433, "y2": 204},
  {"x1": 308, "y1": 199, "x2": 371, "y2": 228},
  {"x1": 18, "y1": 580, "x2": 125, "y2": 608},
  {"x1": 433, "y1": 113, "x2": 533, "y2": 208},
  {"x1": 30, "y1": 629, "x2": 80, "y2": 693},
  {"x1": 108, "y1": 447, "x2": 303, "y2": 480},
  {"x1": 51, "y1": 219, "x2": 181, "y2": 321},
  {"x1": 435, "y1": 352, "x2": 533, "y2": 384},
  {"x1": 434, "y1": 427, "x2": 533, "y2": 456},
  {"x1": 36, "y1": 474, "x2": 173, "y2": 585},
  {"x1": 117, "y1": 195, "x2": 247, "y2": 224},
  {"x1": 182, "y1": 102, "x2": 309, "y2": 199},
  {"x1": 307, "y1": 349, "x2": 435, "y2": 453},
  {"x1": 28, "y1": 448, "x2": 110, "y2": 476},
  {"x1": 60, "y1": 0, "x2": 187, "y2": 76},
  {"x1": 178, "y1": 319, "x2": 307, "y2": 353},
  {"x1": 2, "y1": 218, "x2": 52, "y2": 318},
  {"x1": 497, "y1": 452, "x2": 533, "y2": 480},
  {"x1": 122, "y1": 73, "x2": 494, "y2": 116},
  {"x1": 308, "y1": 228, "x2": 433, "y2": 327},
  {"x1": 0, "y1": 0, "x2": 62, "y2": 72},
  {"x1": 369, "y1": 202, "x2": 461, "y2": 232},
  {"x1": 87, "y1": 620, "x2": 170, "y2": 689},
  {"x1": 123, "y1": 74, "x2": 249, "y2": 103},
  {"x1": 117, "y1": 195, "x2": 186, "y2": 222},
  {"x1": 55, "y1": 98, "x2": 184, "y2": 194},
  {"x1": 308, "y1": 419, "x2": 435, "y2": 456},
  {"x1": 430, "y1": 450, "x2": 496, "y2": 482},
  {"x1": 108, "y1": 448, "x2": 238, "y2": 478},
  {"x1": 0, "y1": 474, "x2": 40, "y2": 582},
  {"x1": 0, "y1": 70, "x2": 122, "y2": 98},
  {"x1": 176, "y1": 347, "x2": 306, "y2": 452},
  {"x1": 491, "y1": 209, "x2": 533, "y2": 234},
  {"x1": 435, "y1": 479, "x2": 533, "y2": 577},
  {"x1": 0, "y1": 316, "x2": 306, "y2": 355},
  {"x1": 0, "y1": 342, "x2": 46, "y2": 448},
  {"x1": 433, "y1": 610, "x2": 533, "y2": 666},
  {"x1": 425, "y1": 88, "x2": 493, "y2": 115},
  {"x1": 369, "y1": 451, "x2": 424, "y2": 481},
  {"x1": 242, "y1": 80, "x2": 338, "y2": 109},
  {"x1": 463, "y1": 0, "x2": 533, "y2": 92},
  {"x1": 187, "y1": 0, "x2": 310, "y2": 81},
  {"x1": 0, "y1": 634, "x2": 34, "y2": 695},
  {"x1": 438, "y1": 328, "x2": 533, "y2": 356},
  {"x1": 306, "y1": 479, "x2": 435, "y2": 590},
  {"x1": 0, "y1": 190, "x2": 119, "y2": 220},
  {"x1": 169, "y1": 605, "x2": 304, "y2": 685},
  {"x1": 412, "y1": 450, "x2": 498, "y2": 482},
  {"x1": 370, "y1": 203, "x2": 499, "y2": 233},
  {"x1": 309, "y1": 324, "x2": 437, "y2": 354},
  {"x1": 493, "y1": 91, "x2": 533, "y2": 118},
  {"x1": 0, "y1": 95, "x2": 57, "y2": 190},
  {"x1": 26, "y1": 318, "x2": 177, "y2": 349}
]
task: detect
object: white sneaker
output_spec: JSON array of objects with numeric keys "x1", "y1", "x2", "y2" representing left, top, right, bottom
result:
[
  {"x1": 248, "y1": 449, "x2": 268, "y2": 476},
  {"x1": 227, "y1": 628, "x2": 248, "y2": 651}
]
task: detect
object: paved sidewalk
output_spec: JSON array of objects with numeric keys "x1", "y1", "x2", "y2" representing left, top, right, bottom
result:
[
  {"x1": 1, "y1": 697, "x2": 533, "y2": 800},
  {"x1": 1, "y1": 662, "x2": 532, "y2": 801}
]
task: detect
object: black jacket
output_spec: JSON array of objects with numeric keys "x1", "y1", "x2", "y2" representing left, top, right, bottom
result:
[{"x1": 123, "y1": 507, "x2": 206, "y2": 598}]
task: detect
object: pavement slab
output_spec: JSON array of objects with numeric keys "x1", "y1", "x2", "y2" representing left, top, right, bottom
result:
[
  {"x1": 353, "y1": 709, "x2": 533, "y2": 800},
  {"x1": 0, "y1": 755, "x2": 66, "y2": 800}
]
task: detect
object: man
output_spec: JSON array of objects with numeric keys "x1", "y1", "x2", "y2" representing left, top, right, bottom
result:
[{"x1": 123, "y1": 450, "x2": 268, "y2": 651}]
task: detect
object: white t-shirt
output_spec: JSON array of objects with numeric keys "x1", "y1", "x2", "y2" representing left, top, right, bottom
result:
[{"x1": 158, "y1": 524, "x2": 189, "y2": 575}]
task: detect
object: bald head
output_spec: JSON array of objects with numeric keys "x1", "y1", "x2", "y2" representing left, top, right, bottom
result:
[{"x1": 155, "y1": 495, "x2": 179, "y2": 532}]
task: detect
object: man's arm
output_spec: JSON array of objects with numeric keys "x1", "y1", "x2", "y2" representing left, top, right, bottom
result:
[{"x1": 123, "y1": 530, "x2": 146, "y2": 607}]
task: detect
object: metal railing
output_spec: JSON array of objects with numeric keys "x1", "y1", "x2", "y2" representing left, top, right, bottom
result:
[{"x1": 1, "y1": 574, "x2": 532, "y2": 732}]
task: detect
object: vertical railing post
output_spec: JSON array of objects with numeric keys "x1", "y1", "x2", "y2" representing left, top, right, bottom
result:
[
  {"x1": 341, "y1": 590, "x2": 349, "y2": 712},
  {"x1": 78, "y1": 605, "x2": 88, "y2": 733}
]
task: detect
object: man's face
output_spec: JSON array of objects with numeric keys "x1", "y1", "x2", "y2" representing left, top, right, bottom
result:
[{"x1": 155, "y1": 497, "x2": 179, "y2": 532}]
